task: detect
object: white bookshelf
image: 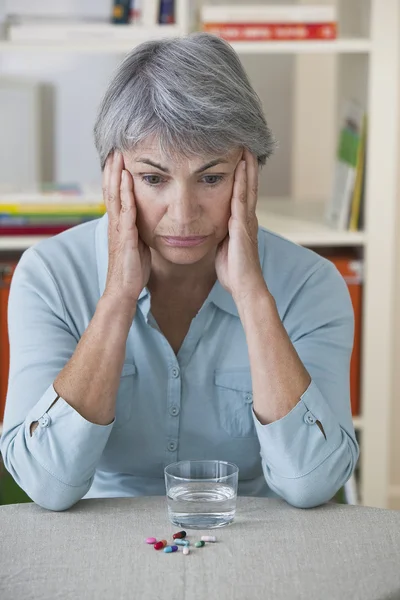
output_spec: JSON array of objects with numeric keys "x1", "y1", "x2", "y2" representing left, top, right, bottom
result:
[
  {"x1": 0, "y1": 37, "x2": 372, "y2": 55},
  {"x1": 0, "y1": 0, "x2": 397, "y2": 510}
]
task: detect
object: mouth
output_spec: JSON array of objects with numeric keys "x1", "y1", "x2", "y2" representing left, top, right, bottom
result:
[{"x1": 161, "y1": 236, "x2": 208, "y2": 248}]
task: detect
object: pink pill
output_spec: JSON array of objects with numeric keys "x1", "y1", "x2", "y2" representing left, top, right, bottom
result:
[{"x1": 146, "y1": 537, "x2": 157, "y2": 544}]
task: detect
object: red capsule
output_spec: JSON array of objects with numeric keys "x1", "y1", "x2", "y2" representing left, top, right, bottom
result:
[
  {"x1": 173, "y1": 530, "x2": 187, "y2": 540},
  {"x1": 154, "y1": 539, "x2": 167, "y2": 550}
]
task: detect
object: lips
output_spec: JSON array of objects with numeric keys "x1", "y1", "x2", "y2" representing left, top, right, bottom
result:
[{"x1": 162, "y1": 236, "x2": 208, "y2": 247}]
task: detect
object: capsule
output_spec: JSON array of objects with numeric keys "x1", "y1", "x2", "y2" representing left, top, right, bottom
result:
[
  {"x1": 183, "y1": 547, "x2": 190, "y2": 555},
  {"x1": 164, "y1": 545, "x2": 179, "y2": 553},
  {"x1": 154, "y1": 539, "x2": 168, "y2": 550},
  {"x1": 201, "y1": 536, "x2": 216, "y2": 543},
  {"x1": 146, "y1": 537, "x2": 157, "y2": 544},
  {"x1": 195, "y1": 541, "x2": 205, "y2": 548},
  {"x1": 175, "y1": 539, "x2": 190, "y2": 547},
  {"x1": 173, "y1": 531, "x2": 187, "y2": 540}
]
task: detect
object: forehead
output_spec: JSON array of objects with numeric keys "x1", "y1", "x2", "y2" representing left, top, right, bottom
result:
[{"x1": 126, "y1": 138, "x2": 241, "y2": 168}]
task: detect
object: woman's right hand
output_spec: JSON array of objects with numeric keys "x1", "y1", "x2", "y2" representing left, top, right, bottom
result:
[{"x1": 102, "y1": 149, "x2": 151, "y2": 309}]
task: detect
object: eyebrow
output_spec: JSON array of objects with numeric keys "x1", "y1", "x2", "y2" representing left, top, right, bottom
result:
[{"x1": 134, "y1": 157, "x2": 229, "y2": 174}]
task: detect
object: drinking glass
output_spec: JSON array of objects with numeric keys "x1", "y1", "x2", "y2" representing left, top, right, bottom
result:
[{"x1": 164, "y1": 460, "x2": 239, "y2": 529}]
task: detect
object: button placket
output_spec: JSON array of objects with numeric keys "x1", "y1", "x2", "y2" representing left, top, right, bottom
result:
[{"x1": 166, "y1": 363, "x2": 181, "y2": 461}]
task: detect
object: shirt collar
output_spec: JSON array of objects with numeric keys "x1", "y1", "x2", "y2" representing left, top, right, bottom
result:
[{"x1": 95, "y1": 214, "x2": 265, "y2": 319}]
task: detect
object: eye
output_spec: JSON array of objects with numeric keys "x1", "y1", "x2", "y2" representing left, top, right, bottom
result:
[
  {"x1": 202, "y1": 175, "x2": 224, "y2": 186},
  {"x1": 142, "y1": 174, "x2": 164, "y2": 186}
]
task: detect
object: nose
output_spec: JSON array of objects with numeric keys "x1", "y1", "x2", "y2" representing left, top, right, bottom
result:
[{"x1": 167, "y1": 185, "x2": 200, "y2": 227}]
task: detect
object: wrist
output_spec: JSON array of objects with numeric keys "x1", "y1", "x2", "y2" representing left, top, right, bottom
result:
[
  {"x1": 235, "y1": 286, "x2": 276, "y2": 322},
  {"x1": 98, "y1": 292, "x2": 137, "y2": 326}
]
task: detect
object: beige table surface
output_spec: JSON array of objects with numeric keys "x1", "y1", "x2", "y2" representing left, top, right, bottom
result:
[{"x1": 1, "y1": 496, "x2": 400, "y2": 600}]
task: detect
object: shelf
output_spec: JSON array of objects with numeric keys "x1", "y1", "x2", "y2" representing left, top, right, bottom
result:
[
  {"x1": 0, "y1": 36, "x2": 371, "y2": 55},
  {"x1": 0, "y1": 199, "x2": 366, "y2": 251},
  {"x1": 231, "y1": 38, "x2": 371, "y2": 54},
  {"x1": 0, "y1": 25, "x2": 184, "y2": 54},
  {"x1": 256, "y1": 199, "x2": 366, "y2": 247}
]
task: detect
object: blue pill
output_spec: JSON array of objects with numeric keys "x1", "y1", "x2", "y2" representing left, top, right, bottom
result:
[
  {"x1": 175, "y1": 539, "x2": 190, "y2": 547},
  {"x1": 164, "y1": 545, "x2": 178, "y2": 553}
]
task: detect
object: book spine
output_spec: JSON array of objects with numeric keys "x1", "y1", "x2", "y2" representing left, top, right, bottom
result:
[
  {"x1": 112, "y1": 0, "x2": 131, "y2": 24},
  {"x1": 159, "y1": 0, "x2": 174, "y2": 24},
  {"x1": 129, "y1": 0, "x2": 142, "y2": 24},
  {"x1": 203, "y1": 23, "x2": 336, "y2": 41}
]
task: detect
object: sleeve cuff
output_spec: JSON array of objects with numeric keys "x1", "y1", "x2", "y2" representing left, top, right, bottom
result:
[
  {"x1": 24, "y1": 383, "x2": 114, "y2": 486},
  {"x1": 252, "y1": 380, "x2": 343, "y2": 478}
]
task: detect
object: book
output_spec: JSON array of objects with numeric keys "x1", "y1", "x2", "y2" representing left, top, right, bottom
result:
[
  {"x1": 159, "y1": 0, "x2": 175, "y2": 25},
  {"x1": 202, "y1": 23, "x2": 336, "y2": 42},
  {"x1": 200, "y1": 5, "x2": 336, "y2": 24},
  {"x1": 349, "y1": 114, "x2": 367, "y2": 231},
  {"x1": 326, "y1": 101, "x2": 365, "y2": 230},
  {"x1": 201, "y1": 4, "x2": 336, "y2": 42},
  {"x1": 112, "y1": 0, "x2": 131, "y2": 24}
]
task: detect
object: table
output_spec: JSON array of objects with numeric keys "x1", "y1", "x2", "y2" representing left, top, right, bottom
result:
[{"x1": 1, "y1": 496, "x2": 400, "y2": 600}]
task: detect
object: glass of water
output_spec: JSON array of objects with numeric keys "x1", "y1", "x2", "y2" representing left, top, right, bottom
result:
[{"x1": 164, "y1": 460, "x2": 239, "y2": 529}]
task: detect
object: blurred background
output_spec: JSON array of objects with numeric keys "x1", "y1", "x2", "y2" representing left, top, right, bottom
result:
[{"x1": 0, "y1": 0, "x2": 398, "y2": 510}]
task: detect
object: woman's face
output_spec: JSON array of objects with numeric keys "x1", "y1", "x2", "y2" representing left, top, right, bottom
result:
[{"x1": 123, "y1": 140, "x2": 243, "y2": 265}]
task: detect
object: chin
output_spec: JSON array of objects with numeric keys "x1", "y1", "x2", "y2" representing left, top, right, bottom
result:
[
  {"x1": 159, "y1": 246, "x2": 213, "y2": 265},
  {"x1": 154, "y1": 238, "x2": 216, "y2": 265}
]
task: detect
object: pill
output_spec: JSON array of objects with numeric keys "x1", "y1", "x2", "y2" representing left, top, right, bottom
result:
[
  {"x1": 183, "y1": 547, "x2": 190, "y2": 555},
  {"x1": 195, "y1": 541, "x2": 205, "y2": 548},
  {"x1": 146, "y1": 537, "x2": 157, "y2": 544},
  {"x1": 154, "y1": 540, "x2": 168, "y2": 550},
  {"x1": 175, "y1": 539, "x2": 190, "y2": 547},
  {"x1": 201, "y1": 536, "x2": 216, "y2": 543},
  {"x1": 164, "y1": 545, "x2": 179, "y2": 553},
  {"x1": 173, "y1": 531, "x2": 187, "y2": 539}
]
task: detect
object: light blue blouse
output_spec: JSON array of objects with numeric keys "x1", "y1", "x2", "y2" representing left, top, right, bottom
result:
[{"x1": 0, "y1": 214, "x2": 359, "y2": 510}]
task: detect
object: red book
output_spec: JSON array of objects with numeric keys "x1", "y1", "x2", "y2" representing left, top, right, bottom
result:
[
  {"x1": 0, "y1": 225, "x2": 76, "y2": 236},
  {"x1": 203, "y1": 22, "x2": 336, "y2": 41}
]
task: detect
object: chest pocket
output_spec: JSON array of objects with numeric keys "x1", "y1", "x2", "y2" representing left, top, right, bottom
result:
[
  {"x1": 114, "y1": 363, "x2": 136, "y2": 429},
  {"x1": 214, "y1": 368, "x2": 256, "y2": 438}
]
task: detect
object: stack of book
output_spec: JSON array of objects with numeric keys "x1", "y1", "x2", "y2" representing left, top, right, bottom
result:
[
  {"x1": 0, "y1": 185, "x2": 105, "y2": 236},
  {"x1": 5, "y1": 0, "x2": 176, "y2": 42},
  {"x1": 201, "y1": 4, "x2": 337, "y2": 42},
  {"x1": 326, "y1": 101, "x2": 367, "y2": 231}
]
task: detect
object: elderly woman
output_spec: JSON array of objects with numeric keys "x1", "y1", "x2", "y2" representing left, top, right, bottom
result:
[{"x1": 0, "y1": 33, "x2": 358, "y2": 511}]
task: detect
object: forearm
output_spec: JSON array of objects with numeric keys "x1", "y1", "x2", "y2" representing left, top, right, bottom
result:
[
  {"x1": 52, "y1": 294, "x2": 136, "y2": 426},
  {"x1": 237, "y1": 287, "x2": 311, "y2": 425}
]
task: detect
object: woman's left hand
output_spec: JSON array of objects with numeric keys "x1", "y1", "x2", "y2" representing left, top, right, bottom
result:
[{"x1": 215, "y1": 148, "x2": 267, "y2": 307}]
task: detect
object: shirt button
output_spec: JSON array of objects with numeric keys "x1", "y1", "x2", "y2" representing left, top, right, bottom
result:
[
  {"x1": 168, "y1": 441, "x2": 178, "y2": 452},
  {"x1": 171, "y1": 367, "x2": 180, "y2": 378},
  {"x1": 245, "y1": 393, "x2": 253, "y2": 403},
  {"x1": 170, "y1": 406, "x2": 180, "y2": 417},
  {"x1": 304, "y1": 411, "x2": 316, "y2": 425},
  {"x1": 38, "y1": 413, "x2": 51, "y2": 428}
]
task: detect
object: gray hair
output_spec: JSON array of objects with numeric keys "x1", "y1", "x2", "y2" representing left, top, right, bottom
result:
[{"x1": 93, "y1": 32, "x2": 275, "y2": 170}]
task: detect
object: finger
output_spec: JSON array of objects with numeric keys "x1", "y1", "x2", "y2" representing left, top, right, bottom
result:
[
  {"x1": 102, "y1": 152, "x2": 112, "y2": 204},
  {"x1": 244, "y1": 148, "x2": 258, "y2": 216},
  {"x1": 120, "y1": 169, "x2": 137, "y2": 238},
  {"x1": 231, "y1": 160, "x2": 247, "y2": 221},
  {"x1": 107, "y1": 150, "x2": 123, "y2": 224}
]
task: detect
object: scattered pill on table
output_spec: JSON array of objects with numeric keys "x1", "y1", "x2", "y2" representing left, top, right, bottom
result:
[
  {"x1": 164, "y1": 545, "x2": 179, "y2": 553},
  {"x1": 175, "y1": 539, "x2": 190, "y2": 547},
  {"x1": 195, "y1": 541, "x2": 205, "y2": 548},
  {"x1": 154, "y1": 540, "x2": 168, "y2": 550},
  {"x1": 183, "y1": 547, "x2": 190, "y2": 555},
  {"x1": 173, "y1": 531, "x2": 187, "y2": 539},
  {"x1": 201, "y1": 536, "x2": 216, "y2": 543},
  {"x1": 146, "y1": 537, "x2": 157, "y2": 544}
]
